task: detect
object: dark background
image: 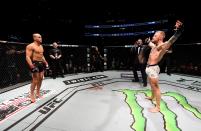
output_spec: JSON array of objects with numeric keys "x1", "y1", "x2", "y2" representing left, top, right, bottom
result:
[{"x1": 0, "y1": 0, "x2": 200, "y2": 45}]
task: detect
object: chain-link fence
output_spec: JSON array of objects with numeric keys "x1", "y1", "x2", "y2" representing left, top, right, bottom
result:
[
  {"x1": 0, "y1": 42, "x2": 29, "y2": 88},
  {"x1": 0, "y1": 40, "x2": 201, "y2": 89},
  {"x1": 0, "y1": 41, "x2": 92, "y2": 89}
]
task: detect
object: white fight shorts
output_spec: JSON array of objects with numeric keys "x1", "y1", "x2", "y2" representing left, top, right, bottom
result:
[{"x1": 145, "y1": 64, "x2": 160, "y2": 78}]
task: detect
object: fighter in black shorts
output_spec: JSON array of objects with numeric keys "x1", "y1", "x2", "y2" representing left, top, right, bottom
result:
[
  {"x1": 31, "y1": 61, "x2": 46, "y2": 73},
  {"x1": 26, "y1": 33, "x2": 49, "y2": 103}
]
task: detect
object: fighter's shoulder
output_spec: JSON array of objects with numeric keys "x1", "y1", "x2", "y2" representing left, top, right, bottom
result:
[
  {"x1": 159, "y1": 42, "x2": 168, "y2": 50},
  {"x1": 148, "y1": 42, "x2": 155, "y2": 48},
  {"x1": 26, "y1": 43, "x2": 34, "y2": 49}
]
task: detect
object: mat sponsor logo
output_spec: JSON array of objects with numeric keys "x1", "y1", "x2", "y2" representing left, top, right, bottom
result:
[
  {"x1": 117, "y1": 89, "x2": 201, "y2": 131},
  {"x1": 176, "y1": 78, "x2": 201, "y2": 91},
  {"x1": 0, "y1": 90, "x2": 51, "y2": 121},
  {"x1": 38, "y1": 98, "x2": 62, "y2": 114},
  {"x1": 176, "y1": 78, "x2": 194, "y2": 82},
  {"x1": 63, "y1": 75, "x2": 107, "y2": 85},
  {"x1": 185, "y1": 86, "x2": 201, "y2": 92},
  {"x1": 191, "y1": 81, "x2": 201, "y2": 87}
]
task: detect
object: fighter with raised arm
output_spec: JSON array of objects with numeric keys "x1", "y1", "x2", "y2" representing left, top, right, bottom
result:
[{"x1": 145, "y1": 20, "x2": 183, "y2": 112}]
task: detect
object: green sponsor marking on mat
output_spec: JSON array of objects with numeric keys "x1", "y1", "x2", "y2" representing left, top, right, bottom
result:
[
  {"x1": 120, "y1": 89, "x2": 182, "y2": 131},
  {"x1": 140, "y1": 90, "x2": 181, "y2": 131},
  {"x1": 164, "y1": 92, "x2": 201, "y2": 120},
  {"x1": 121, "y1": 89, "x2": 146, "y2": 131}
]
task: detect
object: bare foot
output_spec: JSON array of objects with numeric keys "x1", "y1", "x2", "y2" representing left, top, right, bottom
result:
[
  {"x1": 36, "y1": 94, "x2": 43, "y2": 99},
  {"x1": 145, "y1": 96, "x2": 154, "y2": 100},
  {"x1": 149, "y1": 107, "x2": 160, "y2": 113},
  {"x1": 30, "y1": 98, "x2": 36, "y2": 103},
  {"x1": 31, "y1": 99, "x2": 36, "y2": 103},
  {"x1": 30, "y1": 95, "x2": 35, "y2": 103}
]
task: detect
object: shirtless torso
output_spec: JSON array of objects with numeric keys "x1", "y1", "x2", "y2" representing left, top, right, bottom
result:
[
  {"x1": 25, "y1": 33, "x2": 48, "y2": 103},
  {"x1": 145, "y1": 20, "x2": 183, "y2": 112},
  {"x1": 147, "y1": 42, "x2": 167, "y2": 65},
  {"x1": 27, "y1": 42, "x2": 44, "y2": 62},
  {"x1": 26, "y1": 43, "x2": 47, "y2": 70}
]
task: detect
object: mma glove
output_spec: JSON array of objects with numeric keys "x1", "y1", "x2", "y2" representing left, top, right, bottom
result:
[{"x1": 30, "y1": 64, "x2": 39, "y2": 73}]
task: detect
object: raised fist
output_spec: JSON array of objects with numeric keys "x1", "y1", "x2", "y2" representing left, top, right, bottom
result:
[
  {"x1": 175, "y1": 20, "x2": 183, "y2": 30},
  {"x1": 145, "y1": 37, "x2": 151, "y2": 43}
]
